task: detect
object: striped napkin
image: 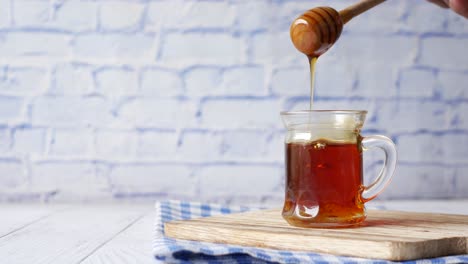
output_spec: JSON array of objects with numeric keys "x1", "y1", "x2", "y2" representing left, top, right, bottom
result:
[{"x1": 153, "y1": 200, "x2": 468, "y2": 264}]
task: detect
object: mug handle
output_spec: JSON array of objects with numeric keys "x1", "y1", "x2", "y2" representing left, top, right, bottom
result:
[{"x1": 361, "y1": 135, "x2": 397, "y2": 203}]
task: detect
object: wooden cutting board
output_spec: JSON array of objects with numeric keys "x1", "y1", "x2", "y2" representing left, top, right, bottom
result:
[{"x1": 165, "y1": 209, "x2": 468, "y2": 261}]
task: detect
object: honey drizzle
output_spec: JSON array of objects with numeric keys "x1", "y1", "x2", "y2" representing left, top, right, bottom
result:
[{"x1": 308, "y1": 56, "x2": 318, "y2": 110}]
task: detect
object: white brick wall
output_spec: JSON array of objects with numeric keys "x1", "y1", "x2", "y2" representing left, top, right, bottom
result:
[
  {"x1": 53, "y1": 64, "x2": 93, "y2": 95},
  {"x1": 95, "y1": 130, "x2": 137, "y2": 159},
  {"x1": 197, "y1": 165, "x2": 283, "y2": 200},
  {"x1": 0, "y1": 32, "x2": 71, "y2": 58},
  {"x1": 0, "y1": 0, "x2": 11, "y2": 29},
  {"x1": 0, "y1": 127, "x2": 10, "y2": 152},
  {"x1": 0, "y1": 0, "x2": 467, "y2": 204},
  {"x1": 0, "y1": 97, "x2": 25, "y2": 123},
  {"x1": 109, "y1": 164, "x2": 195, "y2": 196},
  {"x1": 200, "y1": 99, "x2": 280, "y2": 129},
  {"x1": 399, "y1": 69, "x2": 436, "y2": 98},
  {"x1": 118, "y1": 98, "x2": 197, "y2": 128},
  {"x1": 178, "y1": 130, "x2": 224, "y2": 162},
  {"x1": 136, "y1": 130, "x2": 178, "y2": 158},
  {"x1": 0, "y1": 159, "x2": 25, "y2": 189},
  {"x1": 31, "y1": 161, "x2": 109, "y2": 201},
  {"x1": 161, "y1": 33, "x2": 245, "y2": 64},
  {"x1": 13, "y1": 1, "x2": 51, "y2": 28},
  {"x1": 99, "y1": 2, "x2": 145, "y2": 32},
  {"x1": 12, "y1": 127, "x2": 46, "y2": 154},
  {"x1": 0, "y1": 67, "x2": 48, "y2": 96},
  {"x1": 95, "y1": 67, "x2": 138, "y2": 97},
  {"x1": 146, "y1": 1, "x2": 236, "y2": 30},
  {"x1": 53, "y1": 1, "x2": 98, "y2": 32},
  {"x1": 141, "y1": 68, "x2": 182, "y2": 97},
  {"x1": 31, "y1": 97, "x2": 113, "y2": 127},
  {"x1": 50, "y1": 129, "x2": 93, "y2": 156},
  {"x1": 438, "y1": 71, "x2": 468, "y2": 100},
  {"x1": 72, "y1": 33, "x2": 155, "y2": 60},
  {"x1": 420, "y1": 37, "x2": 468, "y2": 69}
]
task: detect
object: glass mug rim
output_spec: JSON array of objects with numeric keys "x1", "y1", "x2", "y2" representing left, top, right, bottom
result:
[
  {"x1": 280, "y1": 109, "x2": 368, "y2": 115},
  {"x1": 281, "y1": 110, "x2": 368, "y2": 130}
]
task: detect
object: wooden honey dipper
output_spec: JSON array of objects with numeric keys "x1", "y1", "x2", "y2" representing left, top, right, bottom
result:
[{"x1": 290, "y1": 0, "x2": 386, "y2": 57}]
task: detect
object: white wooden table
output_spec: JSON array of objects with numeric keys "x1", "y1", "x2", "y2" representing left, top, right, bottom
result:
[{"x1": 1, "y1": 200, "x2": 467, "y2": 264}]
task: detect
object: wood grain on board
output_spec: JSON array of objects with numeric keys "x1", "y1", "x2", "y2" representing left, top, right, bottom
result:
[{"x1": 165, "y1": 209, "x2": 468, "y2": 261}]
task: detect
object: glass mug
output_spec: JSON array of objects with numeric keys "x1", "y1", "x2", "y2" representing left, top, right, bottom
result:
[{"x1": 281, "y1": 110, "x2": 397, "y2": 228}]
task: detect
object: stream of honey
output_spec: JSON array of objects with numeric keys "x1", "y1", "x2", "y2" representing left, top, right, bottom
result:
[{"x1": 308, "y1": 56, "x2": 318, "y2": 110}]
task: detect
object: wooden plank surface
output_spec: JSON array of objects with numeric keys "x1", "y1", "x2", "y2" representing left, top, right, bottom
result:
[
  {"x1": 0, "y1": 200, "x2": 467, "y2": 264},
  {"x1": 80, "y1": 211, "x2": 156, "y2": 264},
  {"x1": 0, "y1": 204, "x2": 68, "y2": 238},
  {"x1": 165, "y1": 209, "x2": 468, "y2": 261},
  {"x1": 0, "y1": 204, "x2": 151, "y2": 264}
]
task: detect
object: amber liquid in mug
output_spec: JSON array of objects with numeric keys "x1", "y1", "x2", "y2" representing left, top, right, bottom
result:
[{"x1": 282, "y1": 139, "x2": 366, "y2": 227}]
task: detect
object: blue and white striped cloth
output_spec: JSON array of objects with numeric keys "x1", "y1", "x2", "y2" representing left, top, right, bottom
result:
[{"x1": 153, "y1": 200, "x2": 468, "y2": 264}]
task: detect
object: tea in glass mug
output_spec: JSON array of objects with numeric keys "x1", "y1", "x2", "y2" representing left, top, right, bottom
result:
[{"x1": 281, "y1": 110, "x2": 397, "y2": 228}]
